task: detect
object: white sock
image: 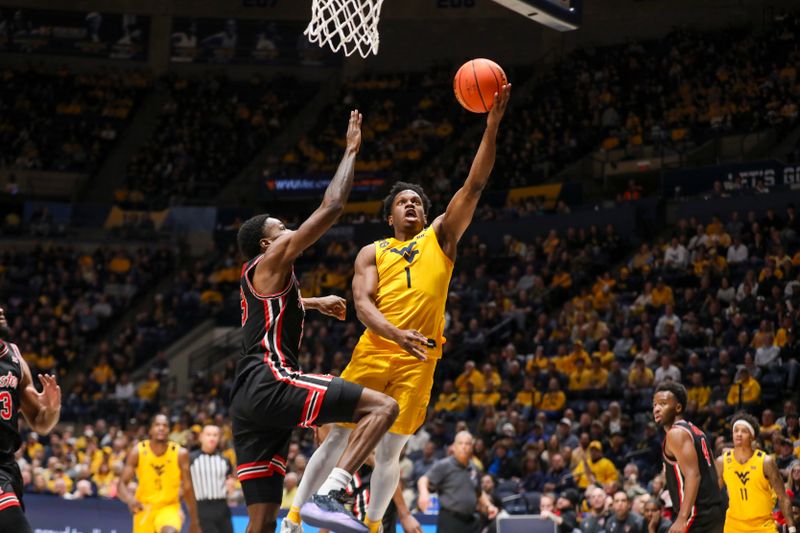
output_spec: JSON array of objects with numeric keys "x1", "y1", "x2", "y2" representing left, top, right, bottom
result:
[{"x1": 317, "y1": 467, "x2": 352, "y2": 496}]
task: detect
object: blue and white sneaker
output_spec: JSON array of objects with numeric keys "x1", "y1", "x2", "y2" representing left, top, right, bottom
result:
[{"x1": 300, "y1": 489, "x2": 368, "y2": 533}]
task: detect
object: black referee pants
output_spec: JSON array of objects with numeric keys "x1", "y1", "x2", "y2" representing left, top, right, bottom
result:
[
  {"x1": 437, "y1": 508, "x2": 479, "y2": 533},
  {"x1": 197, "y1": 499, "x2": 233, "y2": 533}
]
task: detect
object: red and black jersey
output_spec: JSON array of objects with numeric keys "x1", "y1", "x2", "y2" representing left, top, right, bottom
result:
[
  {"x1": 662, "y1": 420, "x2": 723, "y2": 528},
  {"x1": 235, "y1": 255, "x2": 329, "y2": 393},
  {"x1": 0, "y1": 341, "x2": 23, "y2": 458}
]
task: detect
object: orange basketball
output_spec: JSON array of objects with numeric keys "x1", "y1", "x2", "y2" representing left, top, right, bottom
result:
[{"x1": 453, "y1": 58, "x2": 508, "y2": 113}]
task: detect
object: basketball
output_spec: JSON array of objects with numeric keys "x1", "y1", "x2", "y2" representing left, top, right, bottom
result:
[{"x1": 453, "y1": 58, "x2": 508, "y2": 113}]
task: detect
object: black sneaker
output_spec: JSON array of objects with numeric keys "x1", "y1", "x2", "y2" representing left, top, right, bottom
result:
[{"x1": 300, "y1": 489, "x2": 368, "y2": 533}]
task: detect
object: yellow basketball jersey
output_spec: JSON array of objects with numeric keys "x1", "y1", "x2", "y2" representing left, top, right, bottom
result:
[
  {"x1": 722, "y1": 449, "x2": 775, "y2": 525},
  {"x1": 370, "y1": 226, "x2": 453, "y2": 358},
  {"x1": 135, "y1": 440, "x2": 181, "y2": 506}
]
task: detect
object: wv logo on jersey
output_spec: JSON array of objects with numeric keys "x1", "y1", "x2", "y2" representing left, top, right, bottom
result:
[
  {"x1": 390, "y1": 242, "x2": 419, "y2": 263},
  {"x1": 151, "y1": 464, "x2": 165, "y2": 477},
  {"x1": 735, "y1": 471, "x2": 750, "y2": 485}
]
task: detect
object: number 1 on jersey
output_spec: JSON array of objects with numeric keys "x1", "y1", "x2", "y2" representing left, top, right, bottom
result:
[{"x1": 405, "y1": 266, "x2": 411, "y2": 288}]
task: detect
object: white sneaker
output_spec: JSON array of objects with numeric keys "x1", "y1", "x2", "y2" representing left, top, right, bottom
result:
[{"x1": 280, "y1": 518, "x2": 304, "y2": 533}]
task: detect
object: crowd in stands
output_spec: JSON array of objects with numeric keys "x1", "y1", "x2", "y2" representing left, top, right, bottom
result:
[
  {"x1": 0, "y1": 66, "x2": 150, "y2": 173},
  {"x1": 16, "y1": 217, "x2": 631, "y2": 506},
  {"x1": 116, "y1": 73, "x2": 315, "y2": 209},
  {"x1": 278, "y1": 68, "x2": 474, "y2": 182},
  {"x1": 0, "y1": 245, "x2": 174, "y2": 383},
  {"x1": 487, "y1": 11, "x2": 799, "y2": 189},
  {"x1": 4, "y1": 12, "x2": 800, "y2": 530},
  {"x1": 13, "y1": 200, "x2": 800, "y2": 533}
]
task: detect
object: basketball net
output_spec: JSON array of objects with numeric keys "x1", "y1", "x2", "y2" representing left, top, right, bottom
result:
[{"x1": 304, "y1": 0, "x2": 384, "y2": 58}]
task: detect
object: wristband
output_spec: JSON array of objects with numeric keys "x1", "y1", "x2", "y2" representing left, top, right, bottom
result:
[{"x1": 787, "y1": 527, "x2": 796, "y2": 533}]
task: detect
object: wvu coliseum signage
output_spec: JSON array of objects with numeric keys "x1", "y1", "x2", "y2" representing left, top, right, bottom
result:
[{"x1": 663, "y1": 160, "x2": 800, "y2": 197}]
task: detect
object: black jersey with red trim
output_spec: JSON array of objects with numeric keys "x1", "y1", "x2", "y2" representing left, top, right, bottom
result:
[
  {"x1": 236, "y1": 255, "x2": 317, "y2": 385},
  {"x1": 0, "y1": 341, "x2": 23, "y2": 458},
  {"x1": 662, "y1": 420, "x2": 722, "y2": 526},
  {"x1": 344, "y1": 463, "x2": 398, "y2": 527}
]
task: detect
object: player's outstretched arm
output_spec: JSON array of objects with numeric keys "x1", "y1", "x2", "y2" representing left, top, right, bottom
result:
[
  {"x1": 666, "y1": 429, "x2": 701, "y2": 533},
  {"x1": 179, "y1": 447, "x2": 202, "y2": 533},
  {"x1": 18, "y1": 357, "x2": 60, "y2": 435},
  {"x1": 353, "y1": 244, "x2": 428, "y2": 360},
  {"x1": 764, "y1": 454, "x2": 796, "y2": 530},
  {"x1": 433, "y1": 84, "x2": 510, "y2": 258},
  {"x1": 268, "y1": 110, "x2": 362, "y2": 266},
  {"x1": 302, "y1": 295, "x2": 347, "y2": 320},
  {"x1": 117, "y1": 446, "x2": 144, "y2": 514}
]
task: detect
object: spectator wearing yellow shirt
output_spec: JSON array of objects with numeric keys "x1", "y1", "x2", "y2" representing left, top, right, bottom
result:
[
  {"x1": 650, "y1": 278, "x2": 674, "y2": 308},
  {"x1": 539, "y1": 378, "x2": 567, "y2": 415},
  {"x1": 592, "y1": 339, "x2": 615, "y2": 368},
  {"x1": 93, "y1": 462, "x2": 118, "y2": 498},
  {"x1": 455, "y1": 361, "x2": 484, "y2": 394},
  {"x1": 567, "y1": 359, "x2": 593, "y2": 393},
  {"x1": 90, "y1": 356, "x2": 115, "y2": 386},
  {"x1": 759, "y1": 409, "x2": 781, "y2": 438},
  {"x1": 774, "y1": 316, "x2": 792, "y2": 348},
  {"x1": 550, "y1": 269, "x2": 573, "y2": 292},
  {"x1": 726, "y1": 368, "x2": 761, "y2": 407},
  {"x1": 515, "y1": 378, "x2": 541, "y2": 416},
  {"x1": 560, "y1": 340, "x2": 590, "y2": 375},
  {"x1": 526, "y1": 346, "x2": 549, "y2": 373},
  {"x1": 686, "y1": 371, "x2": 711, "y2": 410},
  {"x1": 628, "y1": 357, "x2": 654, "y2": 389},
  {"x1": 587, "y1": 357, "x2": 609, "y2": 390},
  {"x1": 592, "y1": 285, "x2": 615, "y2": 313},
  {"x1": 434, "y1": 380, "x2": 466, "y2": 414},
  {"x1": 572, "y1": 441, "x2": 620, "y2": 489},
  {"x1": 707, "y1": 247, "x2": 727, "y2": 276},
  {"x1": 108, "y1": 251, "x2": 132, "y2": 274},
  {"x1": 480, "y1": 363, "x2": 501, "y2": 389},
  {"x1": 25, "y1": 432, "x2": 44, "y2": 463},
  {"x1": 473, "y1": 380, "x2": 501, "y2": 408},
  {"x1": 137, "y1": 370, "x2": 161, "y2": 403},
  {"x1": 47, "y1": 465, "x2": 74, "y2": 493}
]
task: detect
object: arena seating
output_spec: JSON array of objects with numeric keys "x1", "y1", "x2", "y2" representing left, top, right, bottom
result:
[
  {"x1": 0, "y1": 66, "x2": 151, "y2": 173},
  {"x1": 116, "y1": 73, "x2": 315, "y2": 209}
]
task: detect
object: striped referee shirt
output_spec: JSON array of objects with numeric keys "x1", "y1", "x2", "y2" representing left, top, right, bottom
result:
[{"x1": 189, "y1": 449, "x2": 232, "y2": 501}]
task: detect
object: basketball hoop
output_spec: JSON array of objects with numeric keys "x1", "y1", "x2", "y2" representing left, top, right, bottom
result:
[{"x1": 304, "y1": 0, "x2": 384, "y2": 58}]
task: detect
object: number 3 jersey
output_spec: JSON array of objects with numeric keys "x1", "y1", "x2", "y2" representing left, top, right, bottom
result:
[
  {"x1": 0, "y1": 341, "x2": 23, "y2": 458},
  {"x1": 662, "y1": 420, "x2": 723, "y2": 526}
]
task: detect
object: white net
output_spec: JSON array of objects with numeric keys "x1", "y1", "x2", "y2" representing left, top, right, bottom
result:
[{"x1": 304, "y1": 0, "x2": 385, "y2": 58}]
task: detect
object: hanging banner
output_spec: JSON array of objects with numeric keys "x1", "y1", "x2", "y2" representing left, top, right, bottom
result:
[{"x1": 0, "y1": 7, "x2": 149, "y2": 60}]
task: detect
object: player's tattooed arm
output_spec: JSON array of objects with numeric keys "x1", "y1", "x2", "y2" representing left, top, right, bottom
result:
[
  {"x1": 270, "y1": 110, "x2": 362, "y2": 265},
  {"x1": 353, "y1": 244, "x2": 428, "y2": 360},
  {"x1": 764, "y1": 454, "x2": 796, "y2": 529},
  {"x1": 434, "y1": 83, "x2": 510, "y2": 259},
  {"x1": 18, "y1": 356, "x2": 60, "y2": 434}
]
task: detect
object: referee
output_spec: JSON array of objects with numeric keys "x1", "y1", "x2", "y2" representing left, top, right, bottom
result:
[{"x1": 190, "y1": 425, "x2": 234, "y2": 533}]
